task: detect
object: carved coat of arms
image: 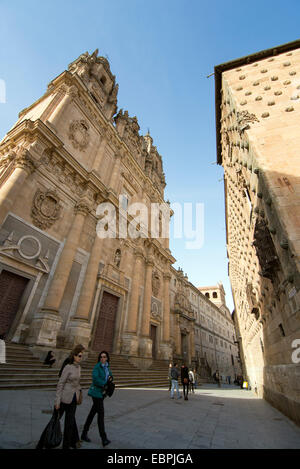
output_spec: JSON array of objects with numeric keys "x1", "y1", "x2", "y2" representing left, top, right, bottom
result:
[
  {"x1": 68, "y1": 120, "x2": 90, "y2": 151},
  {"x1": 31, "y1": 189, "x2": 62, "y2": 229}
]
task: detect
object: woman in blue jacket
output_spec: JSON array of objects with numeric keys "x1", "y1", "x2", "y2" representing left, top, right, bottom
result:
[{"x1": 81, "y1": 350, "x2": 113, "y2": 447}]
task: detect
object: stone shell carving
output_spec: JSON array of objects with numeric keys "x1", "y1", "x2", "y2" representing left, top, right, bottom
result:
[
  {"x1": 151, "y1": 300, "x2": 162, "y2": 322},
  {"x1": 68, "y1": 119, "x2": 90, "y2": 151},
  {"x1": 236, "y1": 110, "x2": 259, "y2": 134},
  {"x1": 31, "y1": 189, "x2": 62, "y2": 229}
]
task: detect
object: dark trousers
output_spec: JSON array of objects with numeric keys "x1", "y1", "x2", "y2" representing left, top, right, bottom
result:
[
  {"x1": 183, "y1": 382, "x2": 189, "y2": 398},
  {"x1": 59, "y1": 393, "x2": 79, "y2": 449},
  {"x1": 83, "y1": 397, "x2": 106, "y2": 441}
]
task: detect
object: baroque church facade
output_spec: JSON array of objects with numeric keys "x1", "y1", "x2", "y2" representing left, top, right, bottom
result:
[{"x1": 0, "y1": 50, "x2": 175, "y2": 366}]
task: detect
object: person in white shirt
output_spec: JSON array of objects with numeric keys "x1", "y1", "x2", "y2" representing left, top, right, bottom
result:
[{"x1": 0, "y1": 335, "x2": 6, "y2": 364}]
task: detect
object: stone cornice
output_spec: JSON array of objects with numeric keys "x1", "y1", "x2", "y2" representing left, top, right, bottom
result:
[{"x1": 0, "y1": 119, "x2": 63, "y2": 151}]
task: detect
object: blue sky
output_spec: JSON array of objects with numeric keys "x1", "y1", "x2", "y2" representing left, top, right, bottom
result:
[{"x1": 1, "y1": 0, "x2": 300, "y2": 312}]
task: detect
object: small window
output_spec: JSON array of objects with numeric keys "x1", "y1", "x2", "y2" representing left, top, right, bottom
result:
[
  {"x1": 100, "y1": 75, "x2": 107, "y2": 86},
  {"x1": 213, "y1": 292, "x2": 218, "y2": 298},
  {"x1": 205, "y1": 292, "x2": 210, "y2": 298},
  {"x1": 91, "y1": 93, "x2": 99, "y2": 104}
]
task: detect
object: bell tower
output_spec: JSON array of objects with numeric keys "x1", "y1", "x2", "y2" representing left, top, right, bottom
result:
[{"x1": 68, "y1": 49, "x2": 118, "y2": 121}]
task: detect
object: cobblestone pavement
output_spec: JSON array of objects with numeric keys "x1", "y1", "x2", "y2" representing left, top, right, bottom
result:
[{"x1": 0, "y1": 384, "x2": 300, "y2": 449}]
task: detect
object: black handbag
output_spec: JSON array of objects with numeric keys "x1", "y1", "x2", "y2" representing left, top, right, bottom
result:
[
  {"x1": 36, "y1": 408, "x2": 62, "y2": 449},
  {"x1": 102, "y1": 380, "x2": 115, "y2": 398}
]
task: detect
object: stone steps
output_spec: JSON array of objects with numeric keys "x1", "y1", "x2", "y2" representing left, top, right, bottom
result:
[{"x1": 0, "y1": 343, "x2": 169, "y2": 390}]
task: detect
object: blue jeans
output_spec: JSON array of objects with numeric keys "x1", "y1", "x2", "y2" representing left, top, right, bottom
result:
[{"x1": 171, "y1": 379, "x2": 180, "y2": 398}]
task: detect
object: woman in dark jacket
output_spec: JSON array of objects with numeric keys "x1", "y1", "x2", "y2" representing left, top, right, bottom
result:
[
  {"x1": 81, "y1": 350, "x2": 113, "y2": 447},
  {"x1": 181, "y1": 364, "x2": 190, "y2": 400},
  {"x1": 44, "y1": 351, "x2": 56, "y2": 368}
]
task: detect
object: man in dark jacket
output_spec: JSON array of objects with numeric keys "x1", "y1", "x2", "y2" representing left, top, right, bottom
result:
[
  {"x1": 181, "y1": 364, "x2": 189, "y2": 400},
  {"x1": 170, "y1": 363, "x2": 181, "y2": 400}
]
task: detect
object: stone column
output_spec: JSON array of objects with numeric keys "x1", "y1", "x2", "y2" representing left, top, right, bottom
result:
[
  {"x1": 189, "y1": 329, "x2": 195, "y2": 365},
  {"x1": 109, "y1": 152, "x2": 122, "y2": 194},
  {"x1": 91, "y1": 133, "x2": 107, "y2": 172},
  {"x1": 122, "y1": 249, "x2": 144, "y2": 355},
  {"x1": 160, "y1": 272, "x2": 173, "y2": 360},
  {"x1": 73, "y1": 230, "x2": 104, "y2": 321},
  {"x1": 127, "y1": 250, "x2": 144, "y2": 333},
  {"x1": 0, "y1": 149, "x2": 35, "y2": 226},
  {"x1": 139, "y1": 258, "x2": 154, "y2": 358},
  {"x1": 175, "y1": 316, "x2": 181, "y2": 356},
  {"x1": 42, "y1": 201, "x2": 89, "y2": 314},
  {"x1": 163, "y1": 273, "x2": 171, "y2": 342},
  {"x1": 141, "y1": 258, "x2": 154, "y2": 337},
  {"x1": 27, "y1": 200, "x2": 90, "y2": 346}
]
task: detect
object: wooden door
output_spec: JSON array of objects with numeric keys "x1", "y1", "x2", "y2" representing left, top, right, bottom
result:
[
  {"x1": 92, "y1": 291, "x2": 119, "y2": 353},
  {"x1": 0, "y1": 270, "x2": 29, "y2": 337}
]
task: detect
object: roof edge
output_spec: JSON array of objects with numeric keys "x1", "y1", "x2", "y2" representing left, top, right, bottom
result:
[{"x1": 214, "y1": 39, "x2": 300, "y2": 165}]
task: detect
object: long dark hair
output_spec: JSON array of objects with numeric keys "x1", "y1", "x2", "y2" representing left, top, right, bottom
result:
[{"x1": 98, "y1": 350, "x2": 110, "y2": 363}]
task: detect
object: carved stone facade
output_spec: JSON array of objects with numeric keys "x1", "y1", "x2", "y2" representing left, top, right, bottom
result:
[
  {"x1": 0, "y1": 50, "x2": 175, "y2": 367},
  {"x1": 215, "y1": 40, "x2": 300, "y2": 425},
  {"x1": 169, "y1": 269, "x2": 240, "y2": 378}
]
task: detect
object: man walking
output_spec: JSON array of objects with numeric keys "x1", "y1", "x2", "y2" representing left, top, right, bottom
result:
[
  {"x1": 215, "y1": 369, "x2": 221, "y2": 388},
  {"x1": 168, "y1": 363, "x2": 173, "y2": 391},
  {"x1": 170, "y1": 363, "x2": 181, "y2": 400}
]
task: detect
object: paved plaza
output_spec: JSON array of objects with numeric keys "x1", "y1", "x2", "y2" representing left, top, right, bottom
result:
[{"x1": 0, "y1": 384, "x2": 300, "y2": 449}]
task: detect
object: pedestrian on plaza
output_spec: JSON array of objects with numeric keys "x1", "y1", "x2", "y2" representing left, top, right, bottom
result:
[
  {"x1": 193, "y1": 368, "x2": 198, "y2": 389},
  {"x1": 181, "y1": 364, "x2": 190, "y2": 400},
  {"x1": 227, "y1": 375, "x2": 231, "y2": 385},
  {"x1": 170, "y1": 363, "x2": 181, "y2": 400},
  {"x1": 240, "y1": 375, "x2": 244, "y2": 389},
  {"x1": 215, "y1": 370, "x2": 221, "y2": 388},
  {"x1": 168, "y1": 362, "x2": 173, "y2": 391},
  {"x1": 0, "y1": 334, "x2": 6, "y2": 364},
  {"x1": 81, "y1": 350, "x2": 113, "y2": 447},
  {"x1": 44, "y1": 350, "x2": 56, "y2": 368},
  {"x1": 54, "y1": 344, "x2": 84, "y2": 449},
  {"x1": 188, "y1": 368, "x2": 195, "y2": 394}
]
